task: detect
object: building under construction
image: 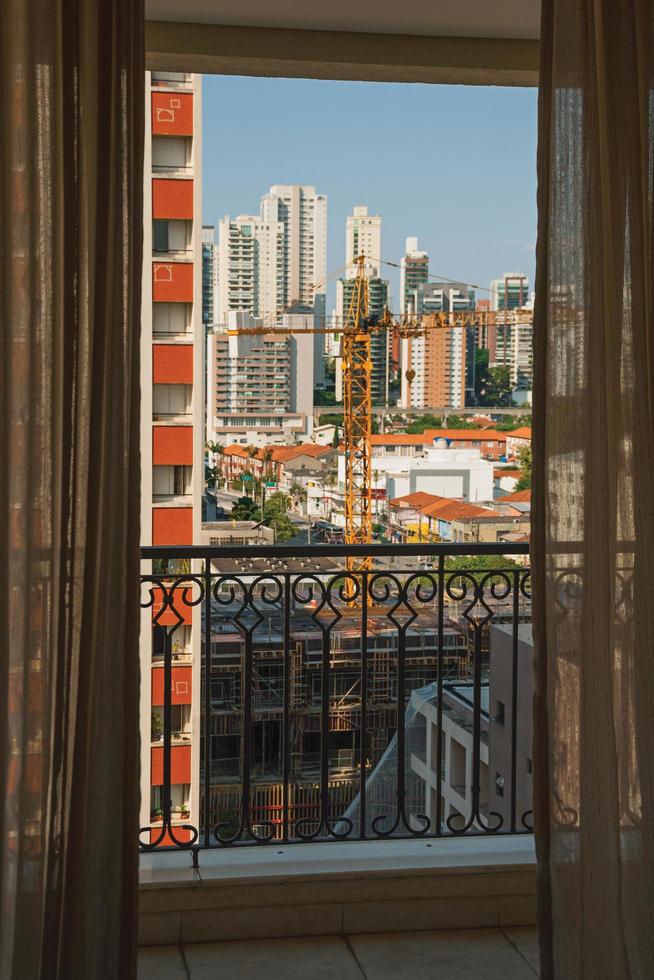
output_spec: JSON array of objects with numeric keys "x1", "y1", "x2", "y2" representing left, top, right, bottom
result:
[{"x1": 201, "y1": 586, "x2": 530, "y2": 837}]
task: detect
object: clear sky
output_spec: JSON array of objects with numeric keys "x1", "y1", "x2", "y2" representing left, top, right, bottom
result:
[{"x1": 202, "y1": 75, "x2": 537, "y2": 310}]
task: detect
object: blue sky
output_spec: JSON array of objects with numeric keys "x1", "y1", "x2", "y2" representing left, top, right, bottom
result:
[{"x1": 202, "y1": 75, "x2": 537, "y2": 310}]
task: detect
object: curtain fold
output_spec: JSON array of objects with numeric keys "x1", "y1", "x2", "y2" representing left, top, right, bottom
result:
[
  {"x1": 0, "y1": 1, "x2": 143, "y2": 977},
  {"x1": 533, "y1": 1, "x2": 654, "y2": 977}
]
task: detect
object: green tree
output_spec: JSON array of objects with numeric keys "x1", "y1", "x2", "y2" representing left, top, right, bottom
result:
[
  {"x1": 331, "y1": 427, "x2": 340, "y2": 448},
  {"x1": 231, "y1": 496, "x2": 261, "y2": 521},
  {"x1": 445, "y1": 553, "x2": 522, "y2": 585},
  {"x1": 446, "y1": 415, "x2": 476, "y2": 430},
  {"x1": 514, "y1": 445, "x2": 532, "y2": 490},
  {"x1": 262, "y1": 493, "x2": 296, "y2": 542},
  {"x1": 406, "y1": 413, "x2": 444, "y2": 434}
]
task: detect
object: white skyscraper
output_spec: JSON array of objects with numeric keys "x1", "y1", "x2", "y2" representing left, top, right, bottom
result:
[
  {"x1": 217, "y1": 214, "x2": 285, "y2": 320},
  {"x1": 260, "y1": 185, "x2": 327, "y2": 314},
  {"x1": 345, "y1": 205, "x2": 381, "y2": 278}
]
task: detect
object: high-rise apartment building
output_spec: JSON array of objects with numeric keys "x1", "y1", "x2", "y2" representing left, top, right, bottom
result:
[
  {"x1": 140, "y1": 72, "x2": 204, "y2": 842},
  {"x1": 400, "y1": 283, "x2": 475, "y2": 409},
  {"x1": 217, "y1": 185, "x2": 327, "y2": 386},
  {"x1": 335, "y1": 276, "x2": 390, "y2": 404},
  {"x1": 487, "y1": 273, "x2": 533, "y2": 392},
  {"x1": 206, "y1": 312, "x2": 314, "y2": 446},
  {"x1": 201, "y1": 225, "x2": 219, "y2": 327},
  {"x1": 399, "y1": 237, "x2": 429, "y2": 314},
  {"x1": 345, "y1": 205, "x2": 382, "y2": 278},
  {"x1": 217, "y1": 214, "x2": 285, "y2": 319}
]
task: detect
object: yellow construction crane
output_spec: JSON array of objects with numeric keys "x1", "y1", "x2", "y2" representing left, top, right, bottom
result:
[{"x1": 225, "y1": 256, "x2": 533, "y2": 578}]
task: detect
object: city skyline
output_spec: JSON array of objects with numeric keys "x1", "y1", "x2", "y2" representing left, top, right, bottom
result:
[{"x1": 202, "y1": 75, "x2": 537, "y2": 311}]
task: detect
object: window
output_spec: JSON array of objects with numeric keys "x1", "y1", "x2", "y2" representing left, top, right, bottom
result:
[
  {"x1": 153, "y1": 465, "x2": 192, "y2": 496},
  {"x1": 153, "y1": 383, "x2": 192, "y2": 416},
  {"x1": 495, "y1": 699, "x2": 505, "y2": 724},
  {"x1": 153, "y1": 302, "x2": 191, "y2": 334},
  {"x1": 153, "y1": 219, "x2": 169, "y2": 252},
  {"x1": 495, "y1": 772, "x2": 505, "y2": 797}
]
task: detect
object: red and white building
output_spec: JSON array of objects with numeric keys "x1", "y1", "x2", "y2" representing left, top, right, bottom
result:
[{"x1": 140, "y1": 72, "x2": 203, "y2": 843}]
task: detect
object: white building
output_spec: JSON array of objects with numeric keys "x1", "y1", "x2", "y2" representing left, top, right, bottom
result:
[
  {"x1": 218, "y1": 185, "x2": 327, "y2": 385},
  {"x1": 206, "y1": 311, "x2": 314, "y2": 446},
  {"x1": 217, "y1": 213, "x2": 285, "y2": 320},
  {"x1": 338, "y1": 446, "x2": 494, "y2": 503},
  {"x1": 345, "y1": 204, "x2": 381, "y2": 278}
]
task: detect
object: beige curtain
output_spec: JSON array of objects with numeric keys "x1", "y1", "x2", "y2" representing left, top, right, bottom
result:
[
  {"x1": 0, "y1": 1, "x2": 143, "y2": 978},
  {"x1": 533, "y1": 0, "x2": 654, "y2": 977}
]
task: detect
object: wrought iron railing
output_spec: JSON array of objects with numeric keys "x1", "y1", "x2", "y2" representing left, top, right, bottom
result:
[{"x1": 140, "y1": 543, "x2": 532, "y2": 865}]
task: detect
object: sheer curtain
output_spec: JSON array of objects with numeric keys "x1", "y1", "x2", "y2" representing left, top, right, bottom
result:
[
  {"x1": 533, "y1": 1, "x2": 654, "y2": 976},
  {"x1": 0, "y1": 1, "x2": 143, "y2": 978}
]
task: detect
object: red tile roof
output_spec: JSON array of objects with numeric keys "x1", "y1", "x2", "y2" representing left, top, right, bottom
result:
[
  {"x1": 422, "y1": 500, "x2": 499, "y2": 522},
  {"x1": 389, "y1": 491, "x2": 445, "y2": 509},
  {"x1": 507, "y1": 426, "x2": 532, "y2": 439},
  {"x1": 371, "y1": 429, "x2": 506, "y2": 446},
  {"x1": 498, "y1": 489, "x2": 531, "y2": 503}
]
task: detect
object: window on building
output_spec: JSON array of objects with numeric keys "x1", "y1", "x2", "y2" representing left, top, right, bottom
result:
[{"x1": 153, "y1": 219, "x2": 169, "y2": 252}]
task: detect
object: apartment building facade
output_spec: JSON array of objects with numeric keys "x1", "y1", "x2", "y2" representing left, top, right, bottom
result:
[
  {"x1": 401, "y1": 283, "x2": 475, "y2": 409},
  {"x1": 201, "y1": 224, "x2": 219, "y2": 328},
  {"x1": 206, "y1": 312, "x2": 314, "y2": 446},
  {"x1": 140, "y1": 72, "x2": 204, "y2": 841}
]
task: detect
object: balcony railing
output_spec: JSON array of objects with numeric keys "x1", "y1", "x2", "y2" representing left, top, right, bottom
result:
[{"x1": 140, "y1": 543, "x2": 532, "y2": 866}]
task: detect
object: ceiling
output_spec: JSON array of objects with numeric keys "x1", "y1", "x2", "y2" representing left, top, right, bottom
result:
[{"x1": 145, "y1": 1, "x2": 541, "y2": 40}]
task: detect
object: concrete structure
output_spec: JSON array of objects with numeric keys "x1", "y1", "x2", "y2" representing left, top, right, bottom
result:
[
  {"x1": 201, "y1": 224, "x2": 219, "y2": 327},
  {"x1": 401, "y1": 283, "x2": 475, "y2": 409},
  {"x1": 206, "y1": 311, "x2": 314, "y2": 445},
  {"x1": 409, "y1": 623, "x2": 533, "y2": 834},
  {"x1": 141, "y1": 71, "x2": 204, "y2": 841},
  {"x1": 345, "y1": 205, "x2": 381, "y2": 278},
  {"x1": 200, "y1": 521, "x2": 275, "y2": 547},
  {"x1": 339, "y1": 445, "x2": 495, "y2": 503}
]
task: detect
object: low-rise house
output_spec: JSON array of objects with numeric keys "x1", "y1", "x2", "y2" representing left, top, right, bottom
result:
[
  {"x1": 371, "y1": 429, "x2": 507, "y2": 460},
  {"x1": 496, "y1": 488, "x2": 531, "y2": 518},
  {"x1": 505, "y1": 426, "x2": 531, "y2": 459}
]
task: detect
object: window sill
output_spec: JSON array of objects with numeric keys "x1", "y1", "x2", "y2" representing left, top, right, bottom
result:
[{"x1": 138, "y1": 835, "x2": 536, "y2": 946}]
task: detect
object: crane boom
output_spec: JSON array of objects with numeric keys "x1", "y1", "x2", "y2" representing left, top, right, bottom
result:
[{"x1": 225, "y1": 307, "x2": 533, "y2": 338}]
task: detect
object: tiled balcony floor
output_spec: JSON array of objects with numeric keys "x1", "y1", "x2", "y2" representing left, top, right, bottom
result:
[{"x1": 138, "y1": 926, "x2": 539, "y2": 979}]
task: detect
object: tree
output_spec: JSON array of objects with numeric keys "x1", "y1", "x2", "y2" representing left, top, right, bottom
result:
[
  {"x1": 205, "y1": 440, "x2": 225, "y2": 490},
  {"x1": 262, "y1": 493, "x2": 296, "y2": 542},
  {"x1": 261, "y1": 446, "x2": 274, "y2": 479},
  {"x1": 514, "y1": 445, "x2": 532, "y2": 490},
  {"x1": 331, "y1": 427, "x2": 340, "y2": 448},
  {"x1": 231, "y1": 496, "x2": 261, "y2": 521},
  {"x1": 406, "y1": 413, "x2": 444, "y2": 434},
  {"x1": 474, "y1": 348, "x2": 514, "y2": 407},
  {"x1": 445, "y1": 553, "x2": 522, "y2": 585}
]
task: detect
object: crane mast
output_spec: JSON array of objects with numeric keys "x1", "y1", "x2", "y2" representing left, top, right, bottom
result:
[{"x1": 342, "y1": 257, "x2": 373, "y2": 579}]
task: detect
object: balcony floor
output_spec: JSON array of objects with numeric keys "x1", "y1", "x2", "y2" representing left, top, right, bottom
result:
[{"x1": 138, "y1": 926, "x2": 539, "y2": 978}]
